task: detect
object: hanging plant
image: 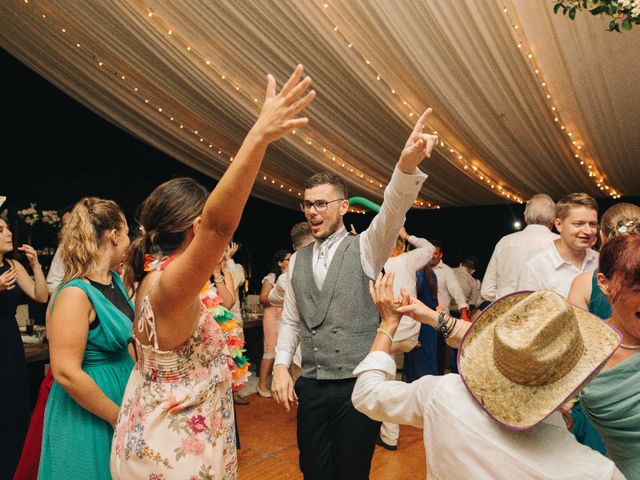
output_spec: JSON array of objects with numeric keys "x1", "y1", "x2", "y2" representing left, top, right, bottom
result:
[{"x1": 553, "y1": 0, "x2": 640, "y2": 31}]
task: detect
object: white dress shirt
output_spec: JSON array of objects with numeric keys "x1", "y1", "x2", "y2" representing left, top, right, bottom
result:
[
  {"x1": 226, "y1": 259, "x2": 245, "y2": 323},
  {"x1": 433, "y1": 261, "x2": 468, "y2": 312},
  {"x1": 46, "y1": 247, "x2": 65, "y2": 293},
  {"x1": 352, "y1": 351, "x2": 624, "y2": 480},
  {"x1": 481, "y1": 224, "x2": 559, "y2": 302},
  {"x1": 517, "y1": 242, "x2": 599, "y2": 298},
  {"x1": 383, "y1": 235, "x2": 434, "y2": 342},
  {"x1": 275, "y1": 166, "x2": 428, "y2": 368},
  {"x1": 451, "y1": 266, "x2": 480, "y2": 310}
]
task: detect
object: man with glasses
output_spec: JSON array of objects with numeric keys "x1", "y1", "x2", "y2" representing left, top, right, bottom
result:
[{"x1": 272, "y1": 109, "x2": 438, "y2": 479}]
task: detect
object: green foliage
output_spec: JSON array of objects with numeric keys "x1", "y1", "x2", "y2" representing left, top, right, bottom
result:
[{"x1": 553, "y1": 1, "x2": 640, "y2": 32}]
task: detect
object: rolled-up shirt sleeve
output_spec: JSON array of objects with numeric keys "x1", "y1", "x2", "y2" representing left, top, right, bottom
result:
[
  {"x1": 274, "y1": 253, "x2": 300, "y2": 368},
  {"x1": 352, "y1": 351, "x2": 440, "y2": 429}
]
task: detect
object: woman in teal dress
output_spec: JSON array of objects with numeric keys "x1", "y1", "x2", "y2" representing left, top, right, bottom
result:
[
  {"x1": 566, "y1": 202, "x2": 640, "y2": 455},
  {"x1": 39, "y1": 198, "x2": 134, "y2": 480},
  {"x1": 580, "y1": 233, "x2": 640, "y2": 479}
]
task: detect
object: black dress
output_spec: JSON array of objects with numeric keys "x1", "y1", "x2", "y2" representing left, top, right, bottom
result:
[{"x1": 0, "y1": 260, "x2": 31, "y2": 479}]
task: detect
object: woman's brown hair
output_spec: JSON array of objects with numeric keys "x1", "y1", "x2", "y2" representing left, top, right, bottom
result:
[
  {"x1": 599, "y1": 234, "x2": 640, "y2": 303},
  {"x1": 125, "y1": 177, "x2": 208, "y2": 291},
  {"x1": 59, "y1": 197, "x2": 125, "y2": 283}
]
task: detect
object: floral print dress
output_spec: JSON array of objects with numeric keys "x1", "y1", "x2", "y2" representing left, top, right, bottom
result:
[{"x1": 110, "y1": 284, "x2": 238, "y2": 480}]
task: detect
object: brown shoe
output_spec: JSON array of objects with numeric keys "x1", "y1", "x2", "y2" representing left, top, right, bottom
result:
[{"x1": 233, "y1": 393, "x2": 250, "y2": 405}]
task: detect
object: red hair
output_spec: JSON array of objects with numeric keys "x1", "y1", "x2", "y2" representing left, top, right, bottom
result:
[{"x1": 599, "y1": 234, "x2": 640, "y2": 303}]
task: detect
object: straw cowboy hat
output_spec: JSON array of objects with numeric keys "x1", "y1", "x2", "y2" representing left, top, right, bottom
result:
[{"x1": 458, "y1": 289, "x2": 620, "y2": 430}]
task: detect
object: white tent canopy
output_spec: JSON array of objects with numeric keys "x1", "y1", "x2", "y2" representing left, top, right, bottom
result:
[{"x1": 2, "y1": 0, "x2": 638, "y2": 209}]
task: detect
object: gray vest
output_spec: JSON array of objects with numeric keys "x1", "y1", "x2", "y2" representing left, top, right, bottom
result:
[{"x1": 291, "y1": 234, "x2": 379, "y2": 380}]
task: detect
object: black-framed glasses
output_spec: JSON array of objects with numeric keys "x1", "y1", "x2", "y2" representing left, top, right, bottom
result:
[{"x1": 299, "y1": 198, "x2": 344, "y2": 213}]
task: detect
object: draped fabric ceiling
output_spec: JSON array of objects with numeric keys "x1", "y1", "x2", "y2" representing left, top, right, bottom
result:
[{"x1": 1, "y1": 0, "x2": 639, "y2": 209}]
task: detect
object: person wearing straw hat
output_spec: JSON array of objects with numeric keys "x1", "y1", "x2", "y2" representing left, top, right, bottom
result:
[{"x1": 352, "y1": 272, "x2": 625, "y2": 479}]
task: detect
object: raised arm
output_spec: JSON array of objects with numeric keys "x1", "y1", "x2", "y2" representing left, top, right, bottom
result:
[
  {"x1": 156, "y1": 66, "x2": 315, "y2": 315},
  {"x1": 402, "y1": 232, "x2": 435, "y2": 272},
  {"x1": 14, "y1": 245, "x2": 48, "y2": 303},
  {"x1": 360, "y1": 109, "x2": 436, "y2": 276},
  {"x1": 352, "y1": 272, "x2": 440, "y2": 427}
]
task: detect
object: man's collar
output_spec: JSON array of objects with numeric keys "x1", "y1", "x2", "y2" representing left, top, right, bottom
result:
[
  {"x1": 550, "y1": 241, "x2": 597, "y2": 269},
  {"x1": 315, "y1": 225, "x2": 348, "y2": 249},
  {"x1": 524, "y1": 224, "x2": 552, "y2": 232}
]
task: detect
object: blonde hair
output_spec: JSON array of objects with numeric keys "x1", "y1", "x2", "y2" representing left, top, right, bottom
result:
[
  {"x1": 59, "y1": 197, "x2": 125, "y2": 283},
  {"x1": 555, "y1": 193, "x2": 598, "y2": 220},
  {"x1": 600, "y1": 202, "x2": 640, "y2": 240}
]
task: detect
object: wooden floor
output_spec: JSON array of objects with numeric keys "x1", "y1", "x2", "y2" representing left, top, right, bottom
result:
[{"x1": 236, "y1": 393, "x2": 426, "y2": 479}]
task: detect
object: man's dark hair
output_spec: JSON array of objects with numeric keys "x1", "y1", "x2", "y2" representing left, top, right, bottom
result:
[
  {"x1": 429, "y1": 239, "x2": 442, "y2": 251},
  {"x1": 304, "y1": 172, "x2": 348, "y2": 199},
  {"x1": 290, "y1": 221, "x2": 312, "y2": 250},
  {"x1": 460, "y1": 256, "x2": 477, "y2": 270}
]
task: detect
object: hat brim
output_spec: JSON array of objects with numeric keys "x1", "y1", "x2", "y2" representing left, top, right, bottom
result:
[{"x1": 458, "y1": 291, "x2": 621, "y2": 430}]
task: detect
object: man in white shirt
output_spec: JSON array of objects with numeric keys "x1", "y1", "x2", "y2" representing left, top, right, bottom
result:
[
  {"x1": 429, "y1": 241, "x2": 470, "y2": 321},
  {"x1": 378, "y1": 228, "x2": 434, "y2": 451},
  {"x1": 45, "y1": 206, "x2": 73, "y2": 293},
  {"x1": 272, "y1": 109, "x2": 438, "y2": 480},
  {"x1": 451, "y1": 256, "x2": 481, "y2": 310},
  {"x1": 481, "y1": 193, "x2": 558, "y2": 302},
  {"x1": 352, "y1": 273, "x2": 624, "y2": 480},
  {"x1": 518, "y1": 193, "x2": 599, "y2": 297}
]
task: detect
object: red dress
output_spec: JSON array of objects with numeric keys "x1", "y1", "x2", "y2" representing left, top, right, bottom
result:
[{"x1": 13, "y1": 370, "x2": 54, "y2": 480}]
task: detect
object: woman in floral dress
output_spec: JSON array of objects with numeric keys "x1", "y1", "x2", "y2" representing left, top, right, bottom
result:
[{"x1": 110, "y1": 65, "x2": 314, "y2": 479}]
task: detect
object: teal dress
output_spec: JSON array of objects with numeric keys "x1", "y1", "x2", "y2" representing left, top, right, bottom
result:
[
  {"x1": 39, "y1": 272, "x2": 134, "y2": 480},
  {"x1": 581, "y1": 353, "x2": 640, "y2": 479},
  {"x1": 570, "y1": 269, "x2": 611, "y2": 455}
]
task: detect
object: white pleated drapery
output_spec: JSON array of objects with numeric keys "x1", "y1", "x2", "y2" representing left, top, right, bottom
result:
[{"x1": 1, "y1": 0, "x2": 638, "y2": 209}]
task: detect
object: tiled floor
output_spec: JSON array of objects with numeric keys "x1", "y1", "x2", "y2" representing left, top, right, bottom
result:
[{"x1": 236, "y1": 392, "x2": 426, "y2": 479}]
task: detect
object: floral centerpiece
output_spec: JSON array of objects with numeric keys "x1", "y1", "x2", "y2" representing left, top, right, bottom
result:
[
  {"x1": 553, "y1": 0, "x2": 640, "y2": 31},
  {"x1": 17, "y1": 203, "x2": 40, "y2": 225},
  {"x1": 41, "y1": 210, "x2": 61, "y2": 226}
]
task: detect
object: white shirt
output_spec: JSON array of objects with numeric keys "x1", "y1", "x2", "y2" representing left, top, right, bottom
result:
[
  {"x1": 517, "y1": 242, "x2": 599, "y2": 298},
  {"x1": 275, "y1": 166, "x2": 428, "y2": 368},
  {"x1": 481, "y1": 224, "x2": 559, "y2": 302},
  {"x1": 46, "y1": 247, "x2": 65, "y2": 293},
  {"x1": 267, "y1": 271, "x2": 287, "y2": 307},
  {"x1": 451, "y1": 266, "x2": 481, "y2": 309},
  {"x1": 226, "y1": 259, "x2": 245, "y2": 322},
  {"x1": 433, "y1": 260, "x2": 468, "y2": 312},
  {"x1": 383, "y1": 235, "x2": 434, "y2": 341},
  {"x1": 352, "y1": 351, "x2": 624, "y2": 480}
]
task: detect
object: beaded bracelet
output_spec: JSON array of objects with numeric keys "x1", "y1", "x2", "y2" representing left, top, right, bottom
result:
[{"x1": 376, "y1": 327, "x2": 394, "y2": 344}]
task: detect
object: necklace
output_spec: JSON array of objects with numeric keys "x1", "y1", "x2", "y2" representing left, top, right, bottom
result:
[{"x1": 620, "y1": 343, "x2": 640, "y2": 350}]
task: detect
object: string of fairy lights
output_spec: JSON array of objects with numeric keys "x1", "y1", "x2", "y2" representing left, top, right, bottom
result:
[
  {"x1": 499, "y1": 0, "x2": 622, "y2": 199},
  {"x1": 315, "y1": 1, "x2": 526, "y2": 204},
  {"x1": 21, "y1": 0, "x2": 438, "y2": 211}
]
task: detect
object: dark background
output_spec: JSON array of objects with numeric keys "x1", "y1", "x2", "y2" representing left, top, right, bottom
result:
[{"x1": 2, "y1": 48, "x2": 637, "y2": 290}]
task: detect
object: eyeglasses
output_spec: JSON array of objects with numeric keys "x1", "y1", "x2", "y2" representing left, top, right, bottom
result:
[{"x1": 299, "y1": 198, "x2": 344, "y2": 213}]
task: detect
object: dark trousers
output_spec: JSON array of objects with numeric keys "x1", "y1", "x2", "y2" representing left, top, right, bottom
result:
[{"x1": 295, "y1": 376, "x2": 381, "y2": 480}]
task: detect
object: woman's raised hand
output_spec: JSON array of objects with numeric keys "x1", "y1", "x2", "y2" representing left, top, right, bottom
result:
[{"x1": 250, "y1": 64, "x2": 316, "y2": 144}]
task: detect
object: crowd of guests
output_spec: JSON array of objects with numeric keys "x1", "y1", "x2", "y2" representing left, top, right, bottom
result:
[{"x1": 0, "y1": 62, "x2": 638, "y2": 480}]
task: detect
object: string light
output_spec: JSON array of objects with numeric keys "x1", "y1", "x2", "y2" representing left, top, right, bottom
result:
[
  {"x1": 500, "y1": 0, "x2": 622, "y2": 199},
  {"x1": 317, "y1": 1, "x2": 525, "y2": 204},
  {"x1": 20, "y1": 1, "x2": 308, "y2": 202},
  {"x1": 133, "y1": 2, "x2": 437, "y2": 208}
]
